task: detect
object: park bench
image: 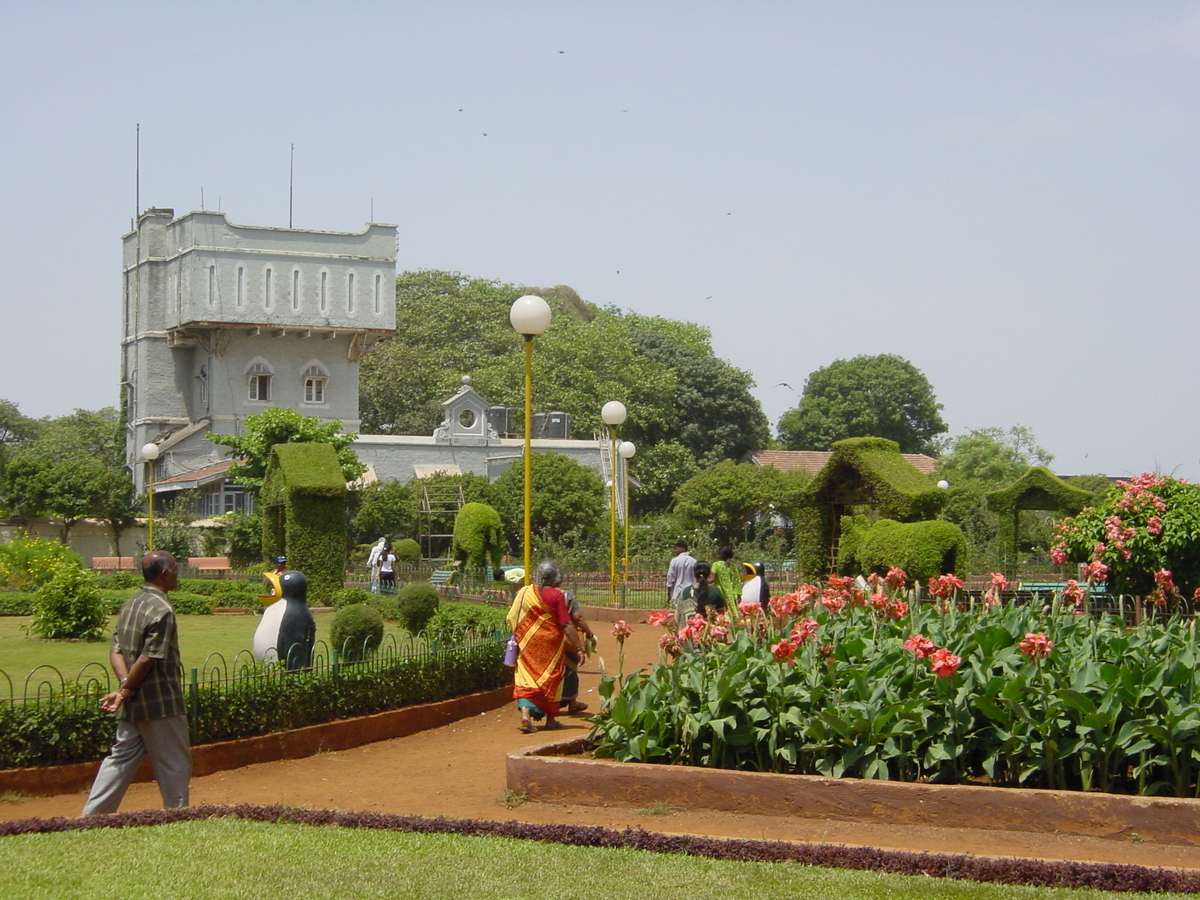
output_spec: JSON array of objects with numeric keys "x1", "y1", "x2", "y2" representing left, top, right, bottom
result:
[
  {"x1": 188, "y1": 556, "x2": 231, "y2": 575},
  {"x1": 92, "y1": 556, "x2": 137, "y2": 572},
  {"x1": 428, "y1": 568, "x2": 459, "y2": 596}
]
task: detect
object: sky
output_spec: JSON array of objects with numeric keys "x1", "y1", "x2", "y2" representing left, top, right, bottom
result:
[{"x1": 2, "y1": 2, "x2": 1197, "y2": 480}]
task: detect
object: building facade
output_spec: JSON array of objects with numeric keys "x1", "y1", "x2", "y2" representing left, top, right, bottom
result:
[{"x1": 121, "y1": 208, "x2": 397, "y2": 502}]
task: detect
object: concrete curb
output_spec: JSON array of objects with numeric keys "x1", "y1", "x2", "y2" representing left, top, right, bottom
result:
[
  {"x1": 507, "y1": 738, "x2": 1200, "y2": 848},
  {"x1": 1, "y1": 686, "x2": 512, "y2": 798}
]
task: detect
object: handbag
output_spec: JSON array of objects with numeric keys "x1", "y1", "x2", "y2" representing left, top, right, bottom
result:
[{"x1": 503, "y1": 634, "x2": 519, "y2": 667}]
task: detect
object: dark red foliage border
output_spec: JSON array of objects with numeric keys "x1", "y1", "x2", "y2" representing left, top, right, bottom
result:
[{"x1": 1, "y1": 804, "x2": 1196, "y2": 894}]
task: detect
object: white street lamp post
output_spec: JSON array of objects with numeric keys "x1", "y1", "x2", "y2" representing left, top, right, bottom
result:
[
  {"x1": 142, "y1": 443, "x2": 161, "y2": 551},
  {"x1": 509, "y1": 295, "x2": 552, "y2": 585},
  {"x1": 601, "y1": 401, "x2": 627, "y2": 606},
  {"x1": 618, "y1": 440, "x2": 636, "y2": 596}
]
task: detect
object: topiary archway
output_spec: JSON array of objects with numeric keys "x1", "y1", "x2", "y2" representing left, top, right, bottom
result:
[
  {"x1": 794, "y1": 437, "x2": 948, "y2": 578},
  {"x1": 986, "y1": 466, "x2": 1093, "y2": 578}
]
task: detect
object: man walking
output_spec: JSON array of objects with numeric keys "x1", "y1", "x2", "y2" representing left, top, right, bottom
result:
[
  {"x1": 666, "y1": 540, "x2": 697, "y2": 608},
  {"x1": 83, "y1": 550, "x2": 191, "y2": 815}
]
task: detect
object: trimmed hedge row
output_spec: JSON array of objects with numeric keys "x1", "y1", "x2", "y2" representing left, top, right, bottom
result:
[{"x1": 0, "y1": 638, "x2": 506, "y2": 769}]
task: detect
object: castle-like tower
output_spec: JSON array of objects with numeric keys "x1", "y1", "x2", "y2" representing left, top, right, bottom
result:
[{"x1": 121, "y1": 208, "x2": 396, "y2": 505}]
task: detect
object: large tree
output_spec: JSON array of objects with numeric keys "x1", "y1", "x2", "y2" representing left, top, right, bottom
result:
[
  {"x1": 358, "y1": 271, "x2": 772, "y2": 510},
  {"x1": 0, "y1": 407, "x2": 138, "y2": 547},
  {"x1": 777, "y1": 354, "x2": 947, "y2": 454},
  {"x1": 492, "y1": 451, "x2": 605, "y2": 547}
]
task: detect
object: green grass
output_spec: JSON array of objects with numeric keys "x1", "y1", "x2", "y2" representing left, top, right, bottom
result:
[
  {"x1": 0, "y1": 613, "x2": 414, "y2": 693},
  {"x1": 0, "y1": 818, "x2": 1185, "y2": 900}
]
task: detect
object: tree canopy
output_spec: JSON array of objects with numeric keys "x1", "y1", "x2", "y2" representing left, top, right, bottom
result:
[
  {"x1": 209, "y1": 408, "x2": 365, "y2": 489},
  {"x1": 777, "y1": 354, "x2": 947, "y2": 454},
  {"x1": 492, "y1": 451, "x2": 605, "y2": 546},
  {"x1": 358, "y1": 271, "x2": 770, "y2": 512}
]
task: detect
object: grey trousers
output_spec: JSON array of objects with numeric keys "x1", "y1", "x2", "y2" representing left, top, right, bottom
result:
[{"x1": 83, "y1": 714, "x2": 192, "y2": 815}]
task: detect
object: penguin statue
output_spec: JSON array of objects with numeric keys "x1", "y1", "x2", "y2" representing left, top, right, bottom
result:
[
  {"x1": 253, "y1": 570, "x2": 316, "y2": 670},
  {"x1": 740, "y1": 560, "x2": 770, "y2": 613}
]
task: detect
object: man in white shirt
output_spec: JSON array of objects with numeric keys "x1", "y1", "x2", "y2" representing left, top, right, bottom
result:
[
  {"x1": 666, "y1": 540, "x2": 697, "y2": 607},
  {"x1": 366, "y1": 537, "x2": 387, "y2": 593}
]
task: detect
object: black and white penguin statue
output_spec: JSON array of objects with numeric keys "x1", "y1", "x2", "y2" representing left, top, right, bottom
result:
[{"x1": 253, "y1": 570, "x2": 316, "y2": 670}]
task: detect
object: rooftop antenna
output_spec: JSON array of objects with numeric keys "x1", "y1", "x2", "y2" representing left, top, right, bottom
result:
[
  {"x1": 370, "y1": 198, "x2": 374, "y2": 222},
  {"x1": 289, "y1": 143, "x2": 294, "y2": 228},
  {"x1": 201, "y1": 187, "x2": 205, "y2": 209},
  {"x1": 135, "y1": 123, "x2": 140, "y2": 218}
]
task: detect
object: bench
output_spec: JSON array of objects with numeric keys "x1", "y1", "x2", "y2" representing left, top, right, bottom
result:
[
  {"x1": 188, "y1": 556, "x2": 231, "y2": 575},
  {"x1": 92, "y1": 556, "x2": 137, "y2": 572},
  {"x1": 429, "y1": 569, "x2": 456, "y2": 587}
]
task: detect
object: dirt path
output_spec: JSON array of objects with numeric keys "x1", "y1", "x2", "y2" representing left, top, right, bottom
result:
[{"x1": 2, "y1": 621, "x2": 1198, "y2": 872}]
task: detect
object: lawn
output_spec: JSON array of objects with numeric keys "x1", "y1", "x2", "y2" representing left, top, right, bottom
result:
[
  {"x1": 0, "y1": 612, "x2": 413, "y2": 697},
  {"x1": 0, "y1": 818, "x2": 1183, "y2": 900}
]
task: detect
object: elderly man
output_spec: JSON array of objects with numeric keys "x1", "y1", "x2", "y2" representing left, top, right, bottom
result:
[{"x1": 83, "y1": 550, "x2": 191, "y2": 815}]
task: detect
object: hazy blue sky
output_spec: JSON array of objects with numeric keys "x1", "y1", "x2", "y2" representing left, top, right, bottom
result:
[{"x1": 2, "y1": 2, "x2": 1196, "y2": 479}]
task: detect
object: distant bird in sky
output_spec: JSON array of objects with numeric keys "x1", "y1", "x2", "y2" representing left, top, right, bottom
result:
[{"x1": 777, "y1": 382, "x2": 796, "y2": 392}]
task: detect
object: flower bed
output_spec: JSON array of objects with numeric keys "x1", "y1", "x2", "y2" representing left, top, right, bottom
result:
[{"x1": 590, "y1": 571, "x2": 1200, "y2": 797}]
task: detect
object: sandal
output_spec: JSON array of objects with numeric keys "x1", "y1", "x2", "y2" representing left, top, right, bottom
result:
[
  {"x1": 519, "y1": 723, "x2": 537, "y2": 734},
  {"x1": 564, "y1": 701, "x2": 589, "y2": 714},
  {"x1": 542, "y1": 719, "x2": 564, "y2": 730}
]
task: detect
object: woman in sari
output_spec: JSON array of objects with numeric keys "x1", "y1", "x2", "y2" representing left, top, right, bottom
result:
[{"x1": 507, "y1": 560, "x2": 583, "y2": 733}]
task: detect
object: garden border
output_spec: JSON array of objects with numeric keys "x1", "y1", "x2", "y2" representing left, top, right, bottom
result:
[
  {"x1": 0, "y1": 686, "x2": 511, "y2": 797},
  {"x1": 507, "y1": 737, "x2": 1200, "y2": 849}
]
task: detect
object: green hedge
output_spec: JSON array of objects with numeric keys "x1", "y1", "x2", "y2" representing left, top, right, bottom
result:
[{"x1": 0, "y1": 638, "x2": 505, "y2": 768}]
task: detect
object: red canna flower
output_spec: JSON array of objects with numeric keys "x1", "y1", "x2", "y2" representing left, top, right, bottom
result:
[
  {"x1": 647, "y1": 610, "x2": 674, "y2": 628},
  {"x1": 903, "y1": 633, "x2": 935, "y2": 659},
  {"x1": 929, "y1": 647, "x2": 962, "y2": 678},
  {"x1": 885, "y1": 566, "x2": 907, "y2": 590},
  {"x1": 612, "y1": 620, "x2": 633, "y2": 642},
  {"x1": 1018, "y1": 632, "x2": 1054, "y2": 659}
]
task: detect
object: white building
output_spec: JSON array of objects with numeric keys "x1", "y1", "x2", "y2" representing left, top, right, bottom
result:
[{"x1": 121, "y1": 208, "x2": 397, "y2": 512}]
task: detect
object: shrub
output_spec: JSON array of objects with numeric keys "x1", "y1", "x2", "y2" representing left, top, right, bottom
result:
[
  {"x1": 210, "y1": 580, "x2": 260, "y2": 608},
  {"x1": 30, "y1": 564, "x2": 108, "y2": 640},
  {"x1": 331, "y1": 587, "x2": 374, "y2": 609},
  {"x1": 394, "y1": 538, "x2": 420, "y2": 564},
  {"x1": 425, "y1": 600, "x2": 507, "y2": 644},
  {"x1": 94, "y1": 571, "x2": 140, "y2": 590},
  {"x1": 0, "y1": 591, "x2": 34, "y2": 616},
  {"x1": 0, "y1": 535, "x2": 84, "y2": 590},
  {"x1": 330, "y1": 603, "x2": 384, "y2": 661},
  {"x1": 452, "y1": 503, "x2": 504, "y2": 569},
  {"x1": 396, "y1": 581, "x2": 440, "y2": 635}
]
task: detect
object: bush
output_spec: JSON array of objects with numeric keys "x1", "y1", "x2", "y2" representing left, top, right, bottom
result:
[
  {"x1": 331, "y1": 587, "x2": 374, "y2": 609},
  {"x1": 210, "y1": 580, "x2": 260, "y2": 608},
  {"x1": 94, "y1": 571, "x2": 141, "y2": 590},
  {"x1": 0, "y1": 591, "x2": 34, "y2": 616},
  {"x1": 30, "y1": 564, "x2": 108, "y2": 640},
  {"x1": 394, "y1": 538, "x2": 420, "y2": 564},
  {"x1": 425, "y1": 601, "x2": 507, "y2": 644},
  {"x1": 0, "y1": 535, "x2": 84, "y2": 590},
  {"x1": 330, "y1": 603, "x2": 384, "y2": 661},
  {"x1": 396, "y1": 581, "x2": 439, "y2": 635}
]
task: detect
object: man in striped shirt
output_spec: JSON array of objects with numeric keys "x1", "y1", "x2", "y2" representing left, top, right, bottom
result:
[{"x1": 83, "y1": 550, "x2": 191, "y2": 815}]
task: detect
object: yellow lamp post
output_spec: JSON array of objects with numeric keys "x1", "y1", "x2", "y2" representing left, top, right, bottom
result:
[
  {"x1": 601, "y1": 400, "x2": 627, "y2": 606},
  {"x1": 618, "y1": 439, "x2": 636, "y2": 595},
  {"x1": 509, "y1": 295, "x2": 552, "y2": 586},
  {"x1": 141, "y1": 442, "x2": 160, "y2": 551}
]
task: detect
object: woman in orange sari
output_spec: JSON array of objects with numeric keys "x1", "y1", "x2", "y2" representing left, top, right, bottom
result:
[{"x1": 507, "y1": 561, "x2": 582, "y2": 733}]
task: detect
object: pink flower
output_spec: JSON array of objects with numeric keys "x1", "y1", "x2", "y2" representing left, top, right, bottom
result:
[
  {"x1": 1061, "y1": 580, "x2": 1085, "y2": 607},
  {"x1": 612, "y1": 620, "x2": 633, "y2": 640},
  {"x1": 886, "y1": 599, "x2": 909, "y2": 620},
  {"x1": 771, "y1": 638, "x2": 799, "y2": 664},
  {"x1": 885, "y1": 566, "x2": 908, "y2": 590},
  {"x1": 768, "y1": 592, "x2": 802, "y2": 618},
  {"x1": 789, "y1": 618, "x2": 819, "y2": 644},
  {"x1": 1049, "y1": 546, "x2": 1068, "y2": 566},
  {"x1": 926, "y1": 574, "x2": 963, "y2": 599},
  {"x1": 1147, "y1": 515, "x2": 1163, "y2": 536},
  {"x1": 990, "y1": 572, "x2": 1008, "y2": 592},
  {"x1": 658, "y1": 633, "x2": 682, "y2": 658},
  {"x1": 868, "y1": 592, "x2": 888, "y2": 612},
  {"x1": 903, "y1": 633, "x2": 936, "y2": 659},
  {"x1": 647, "y1": 610, "x2": 674, "y2": 629},
  {"x1": 929, "y1": 647, "x2": 962, "y2": 678},
  {"x1": 1082, "y1": 560, "x2": 1108, "y2": 585},
  {"x1": 818, "y1": 590, "x2": 846, "y2": 614},
  {"x1": 738, "y1": 600, "x2": 762, "y2": 618},
  {"x1": 1018, "y1": 632, "x2": 1054, "y2": 660},
  {"x1": 1154, "y1": 569, "x2": 1176, "y2": 592}
]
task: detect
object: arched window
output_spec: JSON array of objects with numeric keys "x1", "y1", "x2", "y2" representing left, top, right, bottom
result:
[
  {"x1": 264, "y1": 267, "x2": 274, "y2": 312},
  {"x1": 247, "y1": 362, "x2": 272, "y2": 402},
  {"x1": 303, "y1": 365, "x2": 327, "y2": 404}
]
